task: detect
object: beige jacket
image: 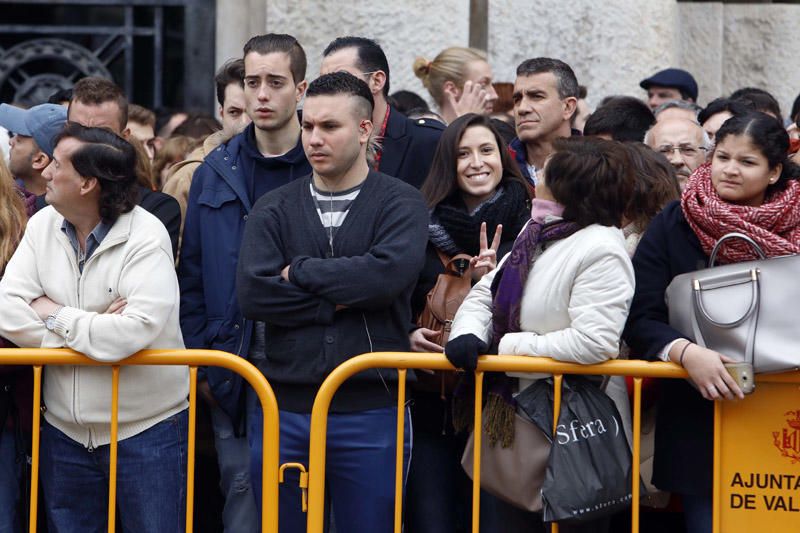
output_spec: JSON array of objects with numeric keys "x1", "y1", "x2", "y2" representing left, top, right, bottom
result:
[
  {"x1": 162, "y1": 130, "x2": 231, "y2": 249},
  {"x1": 0, "y1": 206, "x2": 188, "y2": 448}
]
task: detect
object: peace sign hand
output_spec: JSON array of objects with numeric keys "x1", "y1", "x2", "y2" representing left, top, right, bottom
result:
[{"x1": 471, "y1": 222, "x2": 502, "y2": 282}]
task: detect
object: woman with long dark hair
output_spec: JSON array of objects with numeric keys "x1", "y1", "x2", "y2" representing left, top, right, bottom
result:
[
  {"x1": 624, "y1": 112, "x2": 800, "y2": 532},
  {"x1": 445, "y1": 137, "x2": 636, "y2": 532},
  {"x1": 405, "y1": 113, "x2": 531, "y2": 532}
]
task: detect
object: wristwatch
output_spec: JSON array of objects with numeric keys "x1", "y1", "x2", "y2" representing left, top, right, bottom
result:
[{"x1": 45, "y1": 306, "x2": 63, "y2": 332}]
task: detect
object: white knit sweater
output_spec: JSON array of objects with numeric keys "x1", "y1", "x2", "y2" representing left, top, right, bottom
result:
[{"x1": 0, "y1": 206, "x2": 188, "y2": 447}]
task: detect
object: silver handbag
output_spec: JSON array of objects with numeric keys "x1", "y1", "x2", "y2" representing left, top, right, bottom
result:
[{"x1": 665, "y1": 232, "x2": 800, "y2": 373}]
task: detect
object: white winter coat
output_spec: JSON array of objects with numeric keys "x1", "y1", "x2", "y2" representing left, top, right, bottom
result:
[{"x1": 449, "y1": 223, "x2": 635, "y2": 384}]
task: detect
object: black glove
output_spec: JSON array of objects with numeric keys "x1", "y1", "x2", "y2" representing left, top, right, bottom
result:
[{"x1": 445, "y1": 334, "x2": 488, "y2": 372}]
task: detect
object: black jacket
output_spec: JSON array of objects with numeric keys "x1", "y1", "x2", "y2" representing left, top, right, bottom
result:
[
  {"x1": 236, "y1": 170, "x2": 429, "y2": 412},
  {"x1": 379, "y1": 107, "x2": 444, "y2": 189},
  {"x1": 138, "y1": 187, "x2": 181, "y2": 259},
  {"x1": 622, "y1": 200, "x2": 714, "y2": 495}
]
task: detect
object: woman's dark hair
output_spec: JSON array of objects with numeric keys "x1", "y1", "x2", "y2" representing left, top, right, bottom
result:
[
  {"x1": 697, "y1": 97, "x2": 753, "y2": 127},
  {"x1": 54, "y1": 122, "x2": 138, "y2": 224},
  {"x1": 546, "y1": 137, "x2": 634, "y2": 228},
  {"x1": 583, "y1": 96, "x2": 655, "y2": 142},
  {"x1": 420, "y1": 113, "x2": 530, "y2": 209},
  {"x1": 729, "y1": 87, "x2": 782, "y2": 122},
  {"x1": 714, "y1": 112, "x2": 800, "y2": 192},
  {"x1": 623, "y1": 143, "x2": 680, "y2": 230}
]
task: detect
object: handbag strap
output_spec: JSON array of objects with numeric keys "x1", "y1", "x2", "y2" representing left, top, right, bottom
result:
[
  {"x1": 435, "y1": 248, "x2": 472, "y2": 276},
  {"x1": 709, "y1": 232, "x2": 766, "y2": 267}
]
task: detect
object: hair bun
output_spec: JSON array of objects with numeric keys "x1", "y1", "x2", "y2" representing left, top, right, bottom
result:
[{"x1": 413, "y1": 57, "x2": 432, "y2": 79}]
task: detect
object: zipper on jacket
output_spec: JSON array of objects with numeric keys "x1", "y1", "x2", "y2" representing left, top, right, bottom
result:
[
  {"x1": 87, "y1": 429, "x2": 94, "y2": 453},
  {"x1": 235, "y1": 320, "x2": 248, "y2": 356},
  {"x1": 71, "y1": 267, "x2": 81, "y2": 427}
]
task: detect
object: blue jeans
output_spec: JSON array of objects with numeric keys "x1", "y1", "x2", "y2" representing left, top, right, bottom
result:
[
  {"x1": 247, "y1": 392, "x2": 411, "y2": 533},
  {"x1": 209, "y1": 404, "x2": 259, "y2": 533},
  {"x1": 0, "y1": 430, "x2": 21, "y2": 533},
  {"x1": 39, "y1": 410, "x2": 188, "y2": 533}
]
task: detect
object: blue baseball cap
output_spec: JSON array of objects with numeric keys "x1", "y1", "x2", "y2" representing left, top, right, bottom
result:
[
  {"x1": 639, "y1": 68, "x2": 699, "y2": 102},
  {"x1": 0, "y1": 103, "x2": 67, "y2": 158}
]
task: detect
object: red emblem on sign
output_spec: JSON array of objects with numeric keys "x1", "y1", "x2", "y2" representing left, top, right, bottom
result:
[{"x1": 773, "y1": 410, "x2": 800, "y2": 463}]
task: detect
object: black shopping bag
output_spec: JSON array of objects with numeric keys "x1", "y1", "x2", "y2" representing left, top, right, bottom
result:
[{"x1": 516, "y1": 376, "x2": 639, "y2": 523}]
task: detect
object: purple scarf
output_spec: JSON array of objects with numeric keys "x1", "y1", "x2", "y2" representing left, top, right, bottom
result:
[{"x1": 491, "y1": 202, "x2": 580, "y2": 345}]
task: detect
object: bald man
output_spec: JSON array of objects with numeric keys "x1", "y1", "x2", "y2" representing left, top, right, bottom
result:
[{"x1": 645, "y1": 118, "x2": 710, "y2": 190}]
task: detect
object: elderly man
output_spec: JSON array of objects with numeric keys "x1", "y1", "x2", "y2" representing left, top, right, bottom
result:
[
  {"x1": 0, "y1": 122, "x2": 188, "y2": 532},
  {"x1": 646, "y1": 118, "x2": 711, "y2": 190}
]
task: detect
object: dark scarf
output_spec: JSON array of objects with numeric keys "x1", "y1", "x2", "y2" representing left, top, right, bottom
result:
[
  {"x1": 454, "y1": 214, "x2": 580, "y2": 446},
  {"x1": 491, "y1": 218, "x2": 581, "y2": 343},
  {"x1": 429, "y1": 180, "x2": 530, "y2": 257}
]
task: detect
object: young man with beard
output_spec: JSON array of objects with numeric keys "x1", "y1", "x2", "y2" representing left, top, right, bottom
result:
[
  {"x1": 178, "y1": 34, "x2": 311, "y2": 532},
  {"x1": 236, "y1": 72, "x2": 428, "y2": 533}
]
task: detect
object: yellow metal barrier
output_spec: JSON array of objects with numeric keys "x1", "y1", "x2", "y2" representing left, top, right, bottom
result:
[
  {"x1": 306, "y1": 352, "x2": 691, "y2": 533},
  {"x1": 0, "y1": 348, "x2": 280, "y2": 533}
]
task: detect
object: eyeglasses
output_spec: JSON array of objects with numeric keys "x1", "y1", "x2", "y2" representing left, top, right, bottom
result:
[{"x1": 657, "y1": 145, "x2": 708, "y2": 158}]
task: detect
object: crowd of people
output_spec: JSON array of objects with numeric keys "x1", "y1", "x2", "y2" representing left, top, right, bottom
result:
[{"x1": 1, "y1": 30, "x2": 799, "y2": 533}]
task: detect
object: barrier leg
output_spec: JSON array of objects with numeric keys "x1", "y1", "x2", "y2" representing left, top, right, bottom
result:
[
  {"x1": 108, "y1": 366, "x2": 120, "y2": 533},
  {"x1": 712, "y1": 400, "x2": 721, "y2": 533},
  {"x1": 471, "y1": 371, "x2": 483, "y2": 533},
  {"x1": 632, "y1": 377, "x2": 642, "y2": 533},
  {"x1": 186, "y1": 367, "x2": 197, "y2": 532},
  {"x1": 28, "y1": 366, "x2": 42, "y2": 533},
  {"x1": 394, "y1": 369, "x2": 407, "y2": 533},
  {"x1": 550, "y1": 375, "x2": 562, "y2": 533}
]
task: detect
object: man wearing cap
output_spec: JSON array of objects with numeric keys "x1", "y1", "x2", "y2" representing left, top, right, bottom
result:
[
  {"x1": 640, "y1": 68, "x2": 699, "y2": 111},
  {"x1": 0, "y1": 103, "x2": 67, "y2": 200}
]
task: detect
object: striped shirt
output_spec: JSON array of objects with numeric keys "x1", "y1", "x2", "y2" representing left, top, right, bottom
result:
[{"x1": 310, "y1": 182, "x2": 363, "y2": 242}]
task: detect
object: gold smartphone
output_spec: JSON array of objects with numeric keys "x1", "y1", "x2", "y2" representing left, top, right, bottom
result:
[{"x1": 724, "y1": 362, "x2": 755, "y2": 395}]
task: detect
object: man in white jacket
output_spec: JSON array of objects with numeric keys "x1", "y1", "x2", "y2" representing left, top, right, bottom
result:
[{"x1": 0, "y1": 122, "x2": 188, "y2": 532}]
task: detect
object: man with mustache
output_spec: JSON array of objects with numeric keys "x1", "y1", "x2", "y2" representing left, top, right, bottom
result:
[
  {"x1": 508, "y1": 57, "x2": 580, "y2": 188},
  {"x1": 646, "y1": 118, "x2": 710, "y2": 191}
]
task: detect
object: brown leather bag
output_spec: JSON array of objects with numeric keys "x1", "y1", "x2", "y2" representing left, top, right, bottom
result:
[
  {"x1": 416, "y1": 250, "x2": 473, "y2": 346},
  {"x1": 415, "y1": 250, "x2": 473, "y2": 394}
]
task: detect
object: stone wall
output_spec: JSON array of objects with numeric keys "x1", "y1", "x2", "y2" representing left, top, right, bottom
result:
[{"x1": 215, "y1": 1, "x2": 800, "y2": 118}]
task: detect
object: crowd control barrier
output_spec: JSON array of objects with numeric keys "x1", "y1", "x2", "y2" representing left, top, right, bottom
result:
[
  {"x1": 0, "y1": 348, "x2": 280, "y2": 533},
  {"x1": 307, "y1": 352, "x2": 694, "y2": 533}
]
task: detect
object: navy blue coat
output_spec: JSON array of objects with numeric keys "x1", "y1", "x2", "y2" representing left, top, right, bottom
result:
[
  {"x1": 178, "y1": 125, "x2": 310, "y2": 420},
  {"x1": 622, "y1": 201, "x2": 714, "y2": 495},
  {"x1": 378, "y1": 106, "x2": 444, "y2": 189}
]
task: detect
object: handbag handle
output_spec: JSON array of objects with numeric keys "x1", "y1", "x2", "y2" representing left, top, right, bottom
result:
[
  {"x1": 691, "y1": 268, "x2": 760, "y2": 365},
  {"x1": 708, "y1": 232, "x2": 766, "y2": 267},
  {"x1": 692, "y1": 269, "x2": 759, "y2": 328}
]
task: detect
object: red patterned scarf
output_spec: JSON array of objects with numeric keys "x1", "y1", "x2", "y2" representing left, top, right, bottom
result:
[{"x1": 681, "y1": 162, "x2": 800, "y2": 263}]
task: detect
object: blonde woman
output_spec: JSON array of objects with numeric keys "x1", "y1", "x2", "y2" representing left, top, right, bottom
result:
[
  {"x1": 0, "y1": 155, "x2": 28, "y2": 533},
  {"x1": 414, "y1": 47, "x2": 498, "y2": 124}
]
